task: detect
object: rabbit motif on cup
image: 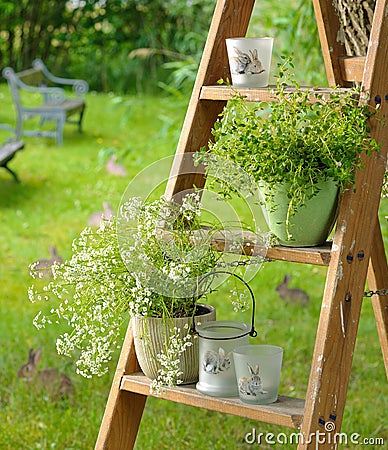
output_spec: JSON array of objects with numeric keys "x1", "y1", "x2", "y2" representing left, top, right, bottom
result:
[
  {"x1": 238, "y1": 363, "x2": 267, "y2": 396},
  {"x1": 203, "y1": 347, "x2": 232, "y2": 374},
  {"x1": 230, "y1": 47, "x2": 265, "y2": 75},
  {"x1": 275, "y1": 274, "x2": 310, "y2": 306},
  {"x1": 18, "y1": 348, "x2": 74, "y2": 398}
]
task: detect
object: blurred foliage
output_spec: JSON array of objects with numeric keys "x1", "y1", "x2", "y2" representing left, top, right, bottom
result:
[
  {"x1": 0, "y1": 0, "x2": 325, "y2": 94},
  {"x1": 0, "y1": 0, "x2": 214, "y2": 93}
]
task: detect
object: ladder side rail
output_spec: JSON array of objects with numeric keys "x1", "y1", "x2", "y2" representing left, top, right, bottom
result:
[
  {"x1": 165, "y1": 0, "x2": 255, "y2": 201},
  {"x1": 363, "y1": 0, "x2": 388, "y2": 377},
  {"x1": 300, "y1": 129, "x2": 388, "y2": 449},
  {"x1": 95, "y1": 321, "x2": 146, "y2": 450},
  {"x1": 300, "y1": 1, "x2": 388, "y2": 446}
]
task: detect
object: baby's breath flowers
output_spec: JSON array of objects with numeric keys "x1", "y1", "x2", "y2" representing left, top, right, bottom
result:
[
  {"x1": 150, "y1": 326, "x2": 194, "y2": 395},
  {"x1": 28, "y1": 193, "x2": 223, "y2": 390},
  {"x1": 29, "y1": 220, "x2": 133, "y2": 378}
]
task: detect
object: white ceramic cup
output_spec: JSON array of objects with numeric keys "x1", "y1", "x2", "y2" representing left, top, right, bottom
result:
[{"x1": 226, "y1": 37, "x2": 273, "y2": 88}]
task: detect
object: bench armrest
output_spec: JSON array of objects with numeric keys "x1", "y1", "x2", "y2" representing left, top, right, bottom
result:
[
  {"x1": 2, "y1": 67, "x2": 67, "y2": 105},
  {"x1": 32, "y1": 59, "x2": 89, "y2": 96}
]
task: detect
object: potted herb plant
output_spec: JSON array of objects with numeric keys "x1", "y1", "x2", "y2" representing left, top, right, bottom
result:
[
  {"x1": 28, "y1": 193, "x2": 224, "y2": 393},
  {"x1": 198, "y1": 57, "x2": 381, "y2": 246}
]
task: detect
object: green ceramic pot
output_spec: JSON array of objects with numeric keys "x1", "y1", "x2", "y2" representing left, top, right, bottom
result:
[{"x1": 259, "y1": 179, "x2": 339, "y2": 247}]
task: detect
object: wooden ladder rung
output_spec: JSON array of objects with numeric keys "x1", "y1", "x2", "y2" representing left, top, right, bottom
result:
[
  {"x1": 266, "y1": 244, "x2": 331, "y2": 266},
  {"x1": 205, "y1": 229, "x2": 332, "y2": 266},
  {"x1": 200, "y1": 85, "x2": 355, "y2": 102},
  {"x1": 120, "y1": 372, "x2": 305, "y2": 429},
  {"x1": 200, "y1": 85, "x2": 275, "y2": 102}
]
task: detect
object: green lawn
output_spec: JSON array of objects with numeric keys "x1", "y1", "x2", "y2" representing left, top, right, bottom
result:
[{"x1": 0, "y1": 84, "x2": 387, "y2": 449}]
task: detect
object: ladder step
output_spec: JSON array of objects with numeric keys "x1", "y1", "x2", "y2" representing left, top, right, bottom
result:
[
  {"x1": 266, "y1": 244, "x2": 331, "y2": 266},
  {"x1": 121, "y1": 372, "x2": 304, "y2": 429},
  {"x1": 200, "y1": 85, "x2": 276, "y2": 102},
  {"x1": 200, "y1": 85, "x2": 354, "y2": 102},
  {"x1": 207, "y1": 229, "x2": 332, "y2": 265}
]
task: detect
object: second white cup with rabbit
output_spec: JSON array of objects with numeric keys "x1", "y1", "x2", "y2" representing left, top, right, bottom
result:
[
  {"x1": 226, "y1": 37, "x2": 273, "y2": 88},
  {"x1": 233, "y1": 344, "x2": 283, "y2": 404}
]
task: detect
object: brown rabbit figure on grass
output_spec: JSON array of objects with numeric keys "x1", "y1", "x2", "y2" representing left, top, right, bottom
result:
[
  {"x1": 18, "y1": 348, "x2": 74, "y2": 399},
  {"x1": 275, "y1": 275, "x2": 310, "y2": 306},
  {"x1": 30, "y1": 246, "x2": 63, "y2": 279}
]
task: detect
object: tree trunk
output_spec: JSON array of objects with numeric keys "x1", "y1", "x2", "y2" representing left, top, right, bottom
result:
[{"x1": 332, "y1": 0, "x2": 376, "y2": 56}]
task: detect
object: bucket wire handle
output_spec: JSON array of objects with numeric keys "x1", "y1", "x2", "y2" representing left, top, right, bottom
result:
[{"x1": 192, "y1": 270, "x2": 257, "y2": 338}]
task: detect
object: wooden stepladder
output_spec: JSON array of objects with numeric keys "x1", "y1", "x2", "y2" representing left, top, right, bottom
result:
[{"x1": 96, "y1": 1, "x2": 388, "y2": 448}]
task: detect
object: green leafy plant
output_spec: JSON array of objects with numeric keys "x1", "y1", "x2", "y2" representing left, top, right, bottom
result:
[
  {"x1": 199, "y1": 57, "x2": 381, "y2": 236},
  {"x1": 28, "y1": 193, "x2": 223, "y2": 391}
]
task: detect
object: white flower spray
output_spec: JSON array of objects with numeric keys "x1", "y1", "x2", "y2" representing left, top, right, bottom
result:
[{"x1": 28, "y1": 194, "x2": 223, "y2": 392}]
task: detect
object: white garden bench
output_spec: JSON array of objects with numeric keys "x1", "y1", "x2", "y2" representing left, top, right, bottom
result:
[{"x1": 2, "y1": 59, "x2": 89, "y2": 146}]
